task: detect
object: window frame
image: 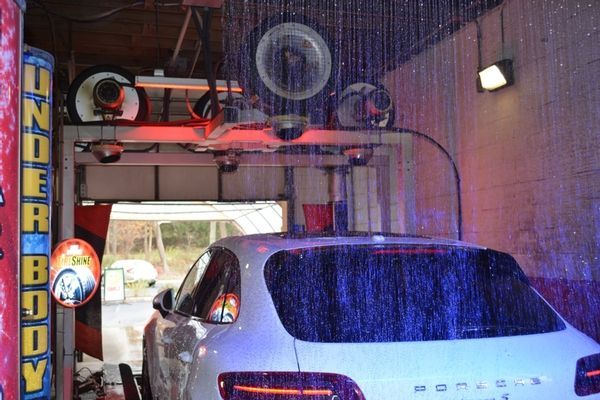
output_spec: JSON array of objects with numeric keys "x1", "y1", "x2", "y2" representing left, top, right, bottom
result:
[
  {"x1": 174, "y1": 247, "x2": 241, "y2": 324},
  {"x1": 174, "y1": 250, "x2": 212, "y2": 317}
]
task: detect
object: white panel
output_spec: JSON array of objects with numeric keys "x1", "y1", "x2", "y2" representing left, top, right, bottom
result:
[
  {"x1": 213, "y1": 202, "x2": 283, "y2": 234},
  {"x1": 109, "y1": 202, "x2": 283, "y2": 234},
  {"x1": 352, "y1": 166, "x2": 382, "y2": 232},
  {"x1": 221, "y1": 167, "x2": 285, "y2": 200},
  {"x1": 158, "y1": 167, "x2": 219, "y2": 200},
  {"x1": 85, "y1": 166, "x2": 286, "y2": 202},
  {"x1": 84, "y1": 166, "x2": 156, "y2": 200}
]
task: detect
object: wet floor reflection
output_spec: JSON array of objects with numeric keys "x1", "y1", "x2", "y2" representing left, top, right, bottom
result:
[
  {"x1": 78, "y1": 280, "x2": 183, "y2": 380},
  {"x1": 102, "y1": 297, "x2": 157, "y2": 372}
]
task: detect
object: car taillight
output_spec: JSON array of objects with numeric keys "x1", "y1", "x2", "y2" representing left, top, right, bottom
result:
[
  {"x1": 218, "y1": 372, "x2": 365, "y2": 400},
  {"x1": 575, "y1": 353, "x2": 600, "y2": 396}
]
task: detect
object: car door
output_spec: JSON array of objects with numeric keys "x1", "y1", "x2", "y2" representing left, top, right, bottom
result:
[
  {"x1": 151, "y1": 251, "x2": 210, "y2": 399},
  {"x1": 166, "y1": 247, "x2": 242, "y2": 399}
]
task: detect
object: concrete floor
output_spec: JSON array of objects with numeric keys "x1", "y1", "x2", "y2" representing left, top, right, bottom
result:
[
  {"x1": 77, "y1": 286, "x2": 162, "y2": 399},
  {"x1": 103, "y1": 299, "x2": 155, "y2": 372}
]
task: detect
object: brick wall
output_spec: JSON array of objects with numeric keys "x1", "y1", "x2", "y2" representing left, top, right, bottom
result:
[{"x1": 382, "y1": 0, "x2": 600, "y2": 283}]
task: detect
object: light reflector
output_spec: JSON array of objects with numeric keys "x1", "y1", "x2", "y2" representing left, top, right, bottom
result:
[{"x1": 135, "y1": 76, "x2": 242, "y2": 92}]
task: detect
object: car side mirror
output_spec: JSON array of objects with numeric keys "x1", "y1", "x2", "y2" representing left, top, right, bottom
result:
[{"x1": 153, "y1": 288, "x2": 174, "y2": 318}]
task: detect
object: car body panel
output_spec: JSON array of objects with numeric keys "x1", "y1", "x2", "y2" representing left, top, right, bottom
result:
[
  {"x1": 294, "y1": 326, "x2": 600, "y2": 399},
  {"x1": 144, "y1": 235, "x2": 303, "y2": 400},
  {"x1": 143, "y1": 233, "x2": 600, "y2": 400},
  {"x1": 145, "y1": 309, "x2": 300, "y2": 400}
]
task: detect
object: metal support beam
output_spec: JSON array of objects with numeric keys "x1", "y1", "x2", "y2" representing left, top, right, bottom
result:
[
  {"x1": 63, "y1": 125, "x2": 408, "y2": 146},
  {"x1": 170, "y1": 7, "x2": 192, "y2": 66},
  {"x1": 400, "y1": 135, "x2": 416, "y2": 234},
  {"x1": 191, "y1": 7, "x2": 220, "y2": 117},
  {"x1": 376, "y1": 163, "x2": 391, "y2": 232},
  {"x1": 57, "y1": 136, "x2": 76, "y2": 400},
  {"x1": 284, "y1": 167, "x2": 296, "y2": 231},
  {"x1": 63, "y1": 124, "x2": 462, "y2": 238},
  {"x1": 326, "y1": 167, "x2": 349, "y2": 232},
  {"x1": 74, "y1": 151, "x2": 385, "y2": 167}
]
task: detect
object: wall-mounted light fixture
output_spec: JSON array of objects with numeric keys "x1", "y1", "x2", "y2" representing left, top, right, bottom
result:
[
  {"x1": 477, "y1": 59, "x2": 514, "y2": 92},
  {"x1": 475, "y1": 6, "x2": 513, "y2": 93}
]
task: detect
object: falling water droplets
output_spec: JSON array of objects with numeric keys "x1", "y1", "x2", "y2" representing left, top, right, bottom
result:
[{"x1": 215, "y1": 0, "x2": 600, "y2": 346}]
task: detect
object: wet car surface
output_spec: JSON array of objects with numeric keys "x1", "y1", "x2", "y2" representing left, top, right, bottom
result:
[{"x1": 142, "y1": 232, "x2": 600, "y2": 399}]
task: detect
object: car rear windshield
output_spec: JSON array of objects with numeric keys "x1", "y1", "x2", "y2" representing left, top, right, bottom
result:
[{"x1": 264, "y1": 245, "x2": 565, "y2": 343}]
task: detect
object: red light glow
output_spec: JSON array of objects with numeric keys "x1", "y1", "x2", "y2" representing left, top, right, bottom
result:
[
  {"x1": 586, "y1": 370, "x2": 600, "y2": 378},
  {"x1": 302, "y1": 389, "x2": 334, "y2": 396},
  {"x1": 233, "y1": 385, "x2": 333, "y2": 396},
  {"x1": 135, "y1": 82, "x2": 243, "y2": 92},
  {"x1": 372, "y1": 248, "x2": 446, "y2": 255},
  {"x1": 233, "y1": 385, "x2": 300, "y2": 395}
]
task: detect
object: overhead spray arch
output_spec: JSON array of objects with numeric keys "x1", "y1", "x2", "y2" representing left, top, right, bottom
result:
[
  {"x1": 63, "y1": 123, "x2": 462, "y2": 241},
  {"x1": 357, "y1": 127, "x2": 463, "y2": 240},
  {"x1": 109, "y1": 202, "x2": 283, "y2": 235}
]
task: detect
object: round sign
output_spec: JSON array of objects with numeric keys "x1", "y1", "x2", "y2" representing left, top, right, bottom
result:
[{"x1": 50, "y1": 239, "x2": 101, "y2": 307}]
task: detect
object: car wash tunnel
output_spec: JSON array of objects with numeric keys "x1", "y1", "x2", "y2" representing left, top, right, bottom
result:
[{"x1": 0, "y1": 0, "x2": 599, "y2": 399}]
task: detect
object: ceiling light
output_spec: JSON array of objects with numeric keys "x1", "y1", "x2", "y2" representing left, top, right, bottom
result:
[
  {"x1": 270, "y1": 115, "x2": 307, "y2": 141},
  {"x1": 91, "y1": 141, "x2": 124, "y2": 164},
  {"x1": 477, "y1": 59, "x2": 514, "y2": 91},
  {"x1": 343, "y1": 147, "x2": 374, "y2": 166},
  {"x1": 213, "y1": 150, "x2": 240, "y2": 173}
]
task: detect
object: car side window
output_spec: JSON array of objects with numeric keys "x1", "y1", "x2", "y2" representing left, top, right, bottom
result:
[
  {"x1": 192, "y1": 248, "x2": 241, "y2": 323},
  {"x1": 174, "y1": 251, "x2": 211, "y2": 316}
]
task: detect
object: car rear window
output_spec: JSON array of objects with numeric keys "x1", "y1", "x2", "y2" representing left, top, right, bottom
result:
[{"x1": 264, "y1": 245, "x2": 565, "y2": 342}]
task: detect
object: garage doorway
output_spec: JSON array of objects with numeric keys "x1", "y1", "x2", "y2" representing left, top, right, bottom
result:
[{"x1": 78, "y1": 201, "x2": 283, "y2": 375}]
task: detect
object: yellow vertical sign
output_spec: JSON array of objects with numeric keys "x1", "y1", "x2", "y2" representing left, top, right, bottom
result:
[{"x1": 20, "y1": 47, "x2": 53, "y2": 399}]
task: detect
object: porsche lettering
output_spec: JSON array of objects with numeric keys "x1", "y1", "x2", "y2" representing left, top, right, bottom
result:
[{"x1": 413, "y1": 377, "x2": 542, "y2": 393}]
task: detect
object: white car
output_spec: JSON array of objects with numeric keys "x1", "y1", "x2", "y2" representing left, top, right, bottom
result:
[
  {"x1": 142, "y1": 233, "x2": 600, "y2": 399},
  {"x1": 110, "y1": 259, "x2": 158, "y2": 286}
]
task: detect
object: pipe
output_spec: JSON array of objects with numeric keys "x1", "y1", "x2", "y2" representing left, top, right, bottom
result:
[{"x1": 344, "y1": 127, "x2": 463, "y2": 241}]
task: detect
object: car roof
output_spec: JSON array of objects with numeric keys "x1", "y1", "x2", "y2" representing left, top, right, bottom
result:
[{"x1": 210, "y1": 232, "x2": 488, "y2": 254}]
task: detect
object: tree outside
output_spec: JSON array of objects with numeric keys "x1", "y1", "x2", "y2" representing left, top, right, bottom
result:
[{"x1": 103, "y1": 220, "x2": 242, "y2": 280}]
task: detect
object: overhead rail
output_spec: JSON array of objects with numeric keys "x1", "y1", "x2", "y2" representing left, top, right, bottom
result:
[{"x1": 64, "y1": 121, "x2": 462, "y2": 240}]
